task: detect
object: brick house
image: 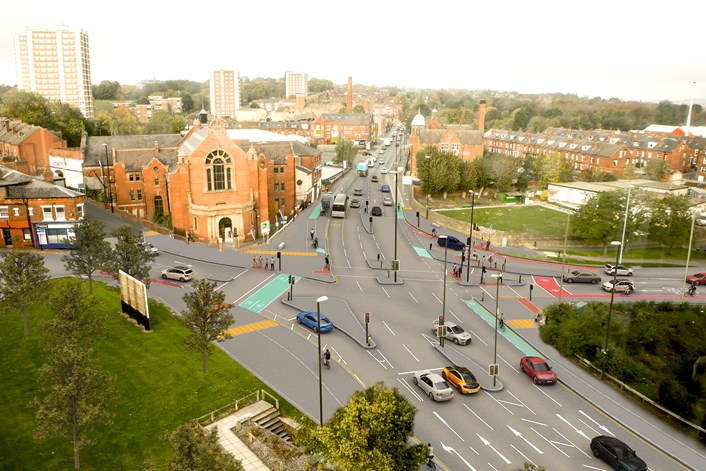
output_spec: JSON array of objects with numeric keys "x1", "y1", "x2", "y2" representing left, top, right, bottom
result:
[
  {"x1": 312, "y1": 113, "x2": 375, "y2": 146},
  {"x1": 0, "y1": 166, "x2": 85, "y2": 249},
  {"x1": 0, "y1": 118, "x2": 67, "y2": 175}
]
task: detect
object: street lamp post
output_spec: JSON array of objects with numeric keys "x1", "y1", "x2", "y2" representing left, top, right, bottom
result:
[
  {"x1": 558, "y1": 213, "x2": 571, "y2": 303},
  {"x1": 316, "y1": 295, "x2": 328, "y2": 426},
  {"x1": 618, "y1": 186, "x2": 633, "y2": 264},
  {"x1": 681, "y1": 215, "x2": 696, "y2": 303},
  {"x1": 601, "y1": 241, "x2": 621, "y2": 381},
  {"x1": 393, "y1": 169, "x2": 399, "y2": 282},
  {"x1": 492, "y1": 273, "x2": 503, "y2": 387},
  {"x1": 466, "y1": 191, "x2": 477, "y2": 283},
  {"x1": 440, "y1": 240, "x2": 448, "y2": 348},
  {"x1": 102, "y1": 143, "x2": 114, "y2": 213}
]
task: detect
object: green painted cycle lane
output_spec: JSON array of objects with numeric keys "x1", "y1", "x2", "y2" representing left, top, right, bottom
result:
[
  {"x1": 239, "y1": 274, "x2": 299, "y2": 313},
  {"x1": 463, "y1": 298, "x2": 542, "y2": 357},
  {"x1": 413, "y1": 246, "x2": 434, "y2": 259}
]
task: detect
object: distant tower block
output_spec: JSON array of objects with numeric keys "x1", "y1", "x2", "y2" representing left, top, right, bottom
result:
[{"x1": 347, "y1": 77, "x2": 353, "y2": 111}]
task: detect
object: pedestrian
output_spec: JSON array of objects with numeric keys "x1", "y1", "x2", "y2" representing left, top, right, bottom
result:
[
  {"x1": 271, "y1": 257, "x2": 275, "y2": 271},
  {"x1": 486, "y1": 239, "x2": 491, "y2": 250},
  {"x1": 256, "y1": 255, "x2": 262, "y2": 268},
  {"x1": 499, "y1": 312, "x2": 505, "y2": 329},
  {"x1": 310, "y1": 228, "x2": 314, "y2": 240},
  {"x1": 431, "y1": 227, "x2": 437, "y2": 237},
  {"x1": 325, "y1": 256, "x2": 330, "y2": 270},
  {"x1": 452, "y1": 264, "x2": 458, "y2": 277},
  {"x1": 458, "y1": 264, "x2": 463, "y2": 278},
  {"x1": 461, "y1": 251, "x2": 466, "y2": 264},
  {"x1": 252, "y1": 255, "x2": 256, "y2": 267},
  {"x1": 473, "y1": 250, "x2": 477, "y2": 260}
]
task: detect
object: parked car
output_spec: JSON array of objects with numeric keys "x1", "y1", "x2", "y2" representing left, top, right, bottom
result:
[
  {"x1": 371, "y1": 175, "x2": 379, "y2": 182},
  {"x1": 350, "y1": 199, "x2": 360, "y2": 208},
  {"x1": 590, "y1": 435, "x2": 647, "y2": 471},
  {"x1": 603, "y1": 264, "x2": 633, "y2": 276},
  {"x1": 562, "y1": 270, "x2": 601, "y2": 284},
  {"x1": 686, "y1": 272, "x2": 706, "y2": 285},
  {"x1": 519, "y1": 356, "x2": 557, "y2": 384},
  {"x1": 371, "y1": 206, "x2": 383, "y2": 217},
  {"x1": 437, "y1": 235, "x2": 466, "y2": 251},
  {"x1": 378, "y1": 149, "x2": 385, "y2": 154},
  {"x1": 412, "y1": 371, "x2": 454, "y2": 401},
  {"x1": 383, "y1": 197, "x2": 393, "y2": 206},
  {"x1": 432, "y1": 320, "x2": 472, "y2": 345},
  {"x1": 441, "y1": 365, "x2": 481, "y2": 394},
  {"x1": 161, "y1": 266, "x2": 193, "y2": 282},
  {"x1": 296, "y1": 311, "x2": 334, "y2": 333},
  {"x1": 602, "y1": 279, "x2": 635, "y2": 293},
  {"x1": 378, "y1": 158, "x2": 385, "y2": 164},
  {"x1": 353, "y1": 188, "x2": 363, "y2": 196},
  {"x1": 143, "y1": 242, "x2": 159, "y2": 255},
  {"x1": 380, "y1": 167, "x2": 388, "y2": 174},
  {"x1": 380, "y1": 184, "x2": 391, "y2": 193}
]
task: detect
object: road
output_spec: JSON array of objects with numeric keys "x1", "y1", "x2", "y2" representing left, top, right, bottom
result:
[{"x1": 61, "y1": 132, "x2": 706, "y2": 470}]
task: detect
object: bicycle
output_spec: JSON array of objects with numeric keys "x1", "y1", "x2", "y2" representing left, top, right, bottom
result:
[{"x1": 425, "y1": 456, "x2": 436, "y2": 469}]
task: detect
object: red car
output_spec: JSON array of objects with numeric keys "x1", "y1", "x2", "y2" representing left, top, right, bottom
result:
[
  {"x1": 520, "y1": 356, "x2": 557, "y2": 385},
  {"x1": 686, "y1": 272, "x2": 706, "y2": 285}
]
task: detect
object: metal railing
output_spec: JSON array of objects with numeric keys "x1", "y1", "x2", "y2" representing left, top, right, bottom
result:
[{"x1": 195, "y1": 389, "x2": 280, "y2": 426}]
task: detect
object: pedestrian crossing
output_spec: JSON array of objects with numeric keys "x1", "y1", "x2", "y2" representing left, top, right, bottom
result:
[{"x1": 225, "y1": 319, "x2": 278, "y2": 337}]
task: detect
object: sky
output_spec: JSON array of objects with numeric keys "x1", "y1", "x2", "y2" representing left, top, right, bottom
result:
[{"x1": 2, "y1": 0, "x2": 705, "y2": 104}]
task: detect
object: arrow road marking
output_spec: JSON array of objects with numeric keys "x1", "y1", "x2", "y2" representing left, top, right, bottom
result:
[
  {"x1": 477, "y1": 434, "x2": 511, "y2": 464},
  {"x1": 556, "y1": 414, "x2": 590, "y2": 440},
  {"x1": 434, "y1": 411, "x2": 464, "y2": 441},
  {"x1": 440, "y1": 442, "x2": 478, "y2": 471},
  {"x1": 508, "y1": 426, "x2": 543, "y2": 454},
  {"x1": 578, "y1": 410, "x2": 613, "y2": 436}
]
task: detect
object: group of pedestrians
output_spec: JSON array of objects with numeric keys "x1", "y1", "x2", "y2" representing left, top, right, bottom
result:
[{"x1": 252, "y1": 255, "x2": 276, "y2": 271}]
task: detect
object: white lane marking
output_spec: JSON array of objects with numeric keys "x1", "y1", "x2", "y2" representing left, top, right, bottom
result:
[
  {"x1": 381, "y1": 286, "x2": 391, "y2": 298},
  {"x1": 367, "y1": 350, "x2": 388, "y2": 369},
  {"x1": 508, "y1": 425, "x2": 543, "y2": 454},
  {"x1": 477, "y1": 434, "x2": 511, "y2": 464},
  {"x1": 440, "y1": 442, "x2": 478, "y2": 471},
  {"x1": 522, "y1": 418, "x2": 547, "y2": 427},
  {"x1": 463, "y1": 403, "x2": 493, "y2": 430},
  {"x1": 397, "y1": 377, "x2": 423, "y2": 401},
  {"x1": 483, "y1": 390, "x2": 514, "y2": 415},
  {"x1": 530, "y1": 427, "x2": 570, "y2": 457},
  {"x1": 232, "y1": 272, "x2": 278, "y2": 303},
  {"x1": 382, "y1": 320, "x2": 396, "y2": 336},
  {"x1": 448, "y1": 309, "x2": 462, "y2": 323},
  {"x1": 578, "y1": 410, "x2": 613, "y2": 436},
  {"x1": 511, "y1": 443, "x2": 536, "y2": 467},
  {"x1": 507, "y1": 390, "x2": 535, "y2": 415},
  {"x1": 556, "y1": 414, "x2": 589, "y2": 440},
  {"x1": 356, "y1": 280, "x2": 363, "y2": 292},
  {"x1": 330, "y1": 345, "x2": 346, "y2": 365},
  {"x1": 402, "y1": 343, "x2": 420, "y2": 362},
  {"x1": 408, "y1": 291, "x2": 419, "y2": 303},
  {"x1": 534, "y1": 382, "x2": 562, "y2": 407},
  {"x1": 552, "y1": 427, "x2": 591, "y2": 458},
  {"x1": 578, "y1": 418, "x2": 600, "y2": 436},
  {"x1": 434, "y1": 411, "x2": 464, "y2": 441}
]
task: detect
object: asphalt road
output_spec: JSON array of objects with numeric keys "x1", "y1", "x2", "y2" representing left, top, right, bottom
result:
[{"x1": 53, "y1": 134, "x2": 706, "y2": 470}]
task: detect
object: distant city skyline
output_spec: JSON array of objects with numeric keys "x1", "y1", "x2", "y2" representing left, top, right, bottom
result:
[{"x1": 2, "y1": 1, "x2": 705, "y2": 104}]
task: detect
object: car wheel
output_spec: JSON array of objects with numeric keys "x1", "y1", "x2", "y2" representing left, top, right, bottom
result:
[
  {"x1": 428, "y1": 391, "x2": 435, "y2": 401},
  {"x1": 296, "y1": 317, "x2": 302, "y2": 324},
  {"x1": 412, "y1": 377, "x2": 418, "y2": 385},
  {"x1": 618, "y1": 467, "x2": 626, "y2": 471},
  {"x1": 457, "y1": 384, "x2": 463, "y2": 393},
  {"x1": 566, "y1": 278, "x2": 573, "y2": 283},
  {"x1": 533, "y1": 376, "x2": 540, "y2": 384},
  {"x1": 161, "y1": 274, "x2": 167, "y2": 279},
  {"x1": 441, "y1": 371, "x2": 447, "y2": 380},
  {"x1": 591, "y1": 446, "x2": 600, "y2": 458},
  {"x1": 179, "y1": 277, "x2": 185, "y2": 282},
  {"x1": 453, "y1": 338, "x2": 460, "y2": 345},
  {"x1": 591, "y1": 279, "x2": 598, "y2": 284},
  {"x1": 313, "y1": 326, "x2": 318, "y2": 333}
]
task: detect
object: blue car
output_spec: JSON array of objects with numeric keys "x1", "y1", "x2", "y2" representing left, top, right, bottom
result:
[
  {"x1": 296, "y1": 311, "x2": 334, "y2": 333},
  {"x1": 437, "y1": 235, "x2": 466, "y2": 251},
  {"x1": 380, "y1": 184, "x2": 391, "y2": 193}
]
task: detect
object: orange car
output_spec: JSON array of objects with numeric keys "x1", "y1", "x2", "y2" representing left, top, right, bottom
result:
[{"x1": 441, "y1": 365, "x2": 481, "y2": 394}]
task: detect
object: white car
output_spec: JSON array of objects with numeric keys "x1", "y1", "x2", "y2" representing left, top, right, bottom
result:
[
  {"x1": 603, "y1": 264, "x2": 633, "y2": 276},
  {"x1": 380, "y1": 167, "x2": 388, "y2": 174},
  {"x1": 161, "y1": 265, "x2": 194, "y2": 282},
  {"x1": 382, "y1": 197, "x2": 393, "y2": 206},
  {"x1": 602, "y1": 279, "x2": 634, "y2": 293},
  {"x1": 412, "y1": 371, "x2": 454, "y2": 401},
  {"x1": 143, "y1": 242, "x2": 159, "y2": 255},
  {"x1": 432, "y1": 320, "x2": 472, "y2": 345}
]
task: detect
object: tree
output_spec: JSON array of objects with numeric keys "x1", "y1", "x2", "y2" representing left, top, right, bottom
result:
[
  {"x1": 31, "y1": 280, "x2": 114, "y2": 469},
  {"x1": 105, "y1": 225, "x2": 156, "y2": 288},
  {"x1": 534, "y1": 152, "x2": 574, "y2": 188},
  {"x1": 92, "y1": 80, "x2": 121, "y2": 100},
  {"x1": 644, "y1": 159, "x2": 669, "y2": 181},
  {"x1": 334, "y1": 139, "x2": 357, "y2": 165},
  {"x1": 144, "y1": 110, "x2": 185, "y2": 134},
  {"x1": 571, "y1": 191, "x2": 627, "y2": 254},
  {"x1": 165, "y1": 422, "x2": 243, "y2": 471},
  {"x1": 416, "y1": 146, "x2": 460, "y2": 198},
  {"x1": 647, "y1": 194, "x2": 691, "y2": 254},
  {"x1": 1, "y1": 89, "x2": 54, "y2": 129},
  {"x1": 308, "y1": 78, "x2": 334, "y2": 94},
  {"x1": 49, "y1": 101, "x2": 87, "y2": 147},
  {"x1": 182, "y1": 279, "x2": 235, "y2": 373},
  {"x1": 306, "y1": 382, "x2": 427, "y2": 471},
  {"x1": 62, "y1": 218, "x2": 112, "y2": 294},
  {"x1": 0, "y1": 252, "x2": 49, "y2": 336},
  {"x1": 489, "y1": 155, "x2": 520, "y2": 192},
  {"x1": 112, "y1": 106, "x2": 142, "y2": 135}
]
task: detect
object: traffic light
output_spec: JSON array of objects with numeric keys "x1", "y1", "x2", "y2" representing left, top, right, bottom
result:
[
  {"x1": 392, "y1": 260, "x2": 400, "y2": 271},
  {"x1": 437, "y1": 325, "x2": 446, "y2": 338},
  {"x1": 489, "y1": 364, "x2": 499, "y2": 376},
  {"x1": 288, "y1": 275, "x2": 295, "y2": 285},
  {"x1": 277, "y1": 251, "x2": 281, "y2": 259}
]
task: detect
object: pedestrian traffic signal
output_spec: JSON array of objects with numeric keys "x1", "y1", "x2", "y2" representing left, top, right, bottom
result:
[
  {"x1": 277, "y1": 251, "x2": 281, "y2": 259},
  {"x1": 288, "y1": 275, "x2": 295, "y2": 285},
  {"x1": 437, "y1": 325, "x2": 446, "y2": 338},
  {"x1": 489, "y1": 364, "x2": 499, "y2": 376}
]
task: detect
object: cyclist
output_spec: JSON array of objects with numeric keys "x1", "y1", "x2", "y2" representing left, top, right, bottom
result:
[
  {"x1": 323, "y1": 349, "x2": 331, "y2": 367},
  {"x1": 426, "y1": 443, "x2": 435, "y2": 468},
  {"x1": 313, "y1": 237, "x2": 319, "y2": 249},
  {"x1": 688, "y1": 283, "x2": 697, "y2": 296}
]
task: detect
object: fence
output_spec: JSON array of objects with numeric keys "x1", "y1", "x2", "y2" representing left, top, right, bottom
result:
[{"x1": 195, "y1": 389, "x2": 280, "y2": 427}]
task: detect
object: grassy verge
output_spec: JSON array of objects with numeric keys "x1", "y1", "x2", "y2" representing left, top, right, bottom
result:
[{"x1": 0, "y1": 279, "x2": 300, "y2": 470}]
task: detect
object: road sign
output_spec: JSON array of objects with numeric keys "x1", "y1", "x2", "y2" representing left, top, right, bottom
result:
[{"x1": 261, "y1": 220, "x2": 270, "y2": 235}]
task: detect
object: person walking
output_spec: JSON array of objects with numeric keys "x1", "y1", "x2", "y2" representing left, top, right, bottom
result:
[
  {"x1": 499, "y1": 312, "x2": 505, "y2": 330},
  {"x1": 270, "y1": 257, "x2": 275, "y2": 271},
  {"x1": 325, "y1": 256, "x2": 330, "y2": 270},
  {"x1": 310, "y1": 228, "x2": 314, "y2": 240}
]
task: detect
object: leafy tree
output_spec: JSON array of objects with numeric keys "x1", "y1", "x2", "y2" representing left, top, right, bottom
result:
[
  {"x1": 534, "y1": 152, "x2": 574, "y2": 188},
  {"x1": 647, "y1": 194, "x2": 691, "y2": 254},
  {"x1": 0, "y1": 252, "x2": 49, "y2": 336},
  {"x1": 489, "y1": 155, "x2": 520, "y2": 192},
  {"x1": 144, "y1": 110, "x2": 185, "y2": 134},
  {"x1": 334, "y1": 139, "x2": 357, "y2": 165},
  {"x1": 181, "y1": 93, "x2": 195, "y2": 113},
  {"x1": 306, "y1": 382, "x2": 427, "y2": 471},
  {"x1": 644, "y1": 158, "x2": 669, "y2": 181},
  {"x1": 49, "y1": 101, "x2": 87, "y2": 147},
  {"x1": 105, "y1": 225, "x2": 156, "y2": 288},
  {"x1": 165, "y1": 422, "x2": 243, "y2": 471},
  {"x1": 1, "y1": 89, "x2": 54, "y2": 129},
  {"x1": 92, "y1": 80, "x2": 121, "y2": 100},
  {"x1": 182, "y1": 279, "x2": 234, "y2": 373},
  {"x1": 112, "y1": 106, "x2": 142, "y2": 135},
  {"x1": 416, "y1": 146, "x2": 460, "y2": 198},
  {"x1": 31, "y1": 280, "x2": 114, "y2": 469},
  {"x1": 93, "y1": 110, "x2": 113, "y2": 136},
  {"x1": 571, "y1": 191, "x2": 626, "y2": 254},
  {"x1": 519, "y1": 463, "x2": 547, "y2": 471},
  {"x1": 62, "y1": 218, "x2": 112, "y2": 294},
  {"x1": 511, "y1": 105, "x2": 536, "y2": 131}
]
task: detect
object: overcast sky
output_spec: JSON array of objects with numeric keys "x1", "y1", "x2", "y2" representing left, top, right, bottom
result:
[{"x1": 2, "y1": 0, "x2": 705, "y2": 104}]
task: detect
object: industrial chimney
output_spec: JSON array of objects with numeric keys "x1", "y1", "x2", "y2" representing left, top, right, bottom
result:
[
  {"x1": 347, "y1": 77, "x2": 353, "y2": 112},
  {"x1": 478, "y1": 100, "x2": 487, "y2": 132}
]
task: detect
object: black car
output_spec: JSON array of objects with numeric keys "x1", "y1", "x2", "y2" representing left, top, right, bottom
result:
[
  {"x1": 590, "y1": 436, "x2": 647, "y2": 471},
  {"x1": 437, "y1": 235, "x2": 465, "y2": 251},
  {"x1": 371, "y1": 206, "x2": 382, "y2": 216}
]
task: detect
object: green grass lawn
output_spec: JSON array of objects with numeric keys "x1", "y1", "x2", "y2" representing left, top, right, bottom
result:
[
  {"x1": 438, "y1": 205, "x2": 570, "y2": 236},
  {"x1": 0, "y1": 279, "x2": 299, "y2": 470}
]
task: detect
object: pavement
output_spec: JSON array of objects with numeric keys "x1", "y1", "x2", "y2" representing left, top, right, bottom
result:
[{"x1": 84, "y1": 168, "x2": 706, "y2": 470}]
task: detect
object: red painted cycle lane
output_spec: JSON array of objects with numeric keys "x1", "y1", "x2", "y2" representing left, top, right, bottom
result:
[{"x1": 532, "y1": 275, "x2": 571, "y2": 298}]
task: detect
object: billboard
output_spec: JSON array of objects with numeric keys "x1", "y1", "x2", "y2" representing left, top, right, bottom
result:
[{"x1": 118, "y1": 270, "x2": 150, "y2": 330}]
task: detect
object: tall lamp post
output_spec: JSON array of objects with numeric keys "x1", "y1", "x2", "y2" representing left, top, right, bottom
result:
[
  {"x1": 424, "y1": 156, "x2": 431, "y2": 219},
  {"x1": 440, "y1": 240, "x2": 449, "y2": 348},
  {"x1": 316, "y1": 295, "x2": 328, "y2": 426},
  {"x1": 680, "y1": 215, "x2": 696, "y2": 303},
  {"x1": 492, "y1": 273, "x2": 503, "y2": 387},
  {"x1": 101, "y1": 143, "x2": 114, "y2": 213},
  {"x1": 466, "y1": 191, "x2": 477, "y2": 282},
  {"x1": 601, "y1": 241, "x2": 621, "y2": 380},
  {"x1": 393, "y1": 169, "x2": 399, "y2": 282},
  {"x1": 618, "y1": 186, "x2": 633, "y2": 264},
  {"x1": 558, "y1": 213, "x2": 571, "y2": 303}
]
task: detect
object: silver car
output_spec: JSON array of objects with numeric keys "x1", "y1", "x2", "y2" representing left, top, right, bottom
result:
[
  {"x1": 412, "y1": 371, "x2": 454, "y2": 401},
  {"x1": 603, "y1": 264, "x2": 633, "y2": 276},
  {"x1": 161, "y1": 265, "x2": 193, "y2": 282},
  {"x1": 433, "y1": 320, "x2": 472, "y2": 345},
  {"x1": 383, "y1": 197, "x2": 393, "y2": 206}
]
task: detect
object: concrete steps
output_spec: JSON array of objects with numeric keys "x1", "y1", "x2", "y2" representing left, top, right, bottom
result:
[{"x1": 239, "y1": 400, "x2": 291, "y2": 443}]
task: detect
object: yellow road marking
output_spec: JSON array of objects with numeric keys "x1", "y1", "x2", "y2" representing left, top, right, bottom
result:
[
  {"x1": 248, "y1": 250, "x2": 317, "y2": 257},
  {"x1": 507, "y1": 319, "x2": 537, "y2": 329},
  {"x1": 143, "y1": 231, "x2": 159, "y2": 236},
  {"x1": 226, "y1": 319, "x2": 278, "y2": 336}
]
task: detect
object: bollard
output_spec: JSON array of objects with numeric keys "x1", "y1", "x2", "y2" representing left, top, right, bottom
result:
[
  {"x1": 519, "y1": 274, "x2": 522, "y2": 283},
  {"x1": 481, "y1": 292, "x2": 485, "y2": 301}
]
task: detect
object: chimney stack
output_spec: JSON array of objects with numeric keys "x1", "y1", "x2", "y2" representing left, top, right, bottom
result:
[
  {"x1": 478, "y1": 100, "x2": 487, "y2": 133},
  {"x1": 347, "y1": 77, "x2": 353, "y2": 112},
  {"x1": 296, "y1": 94, "x2": 305, "y2": 112},
  {"x1": 42, "y1": 168, "x2": 54, "y2": 183}
]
